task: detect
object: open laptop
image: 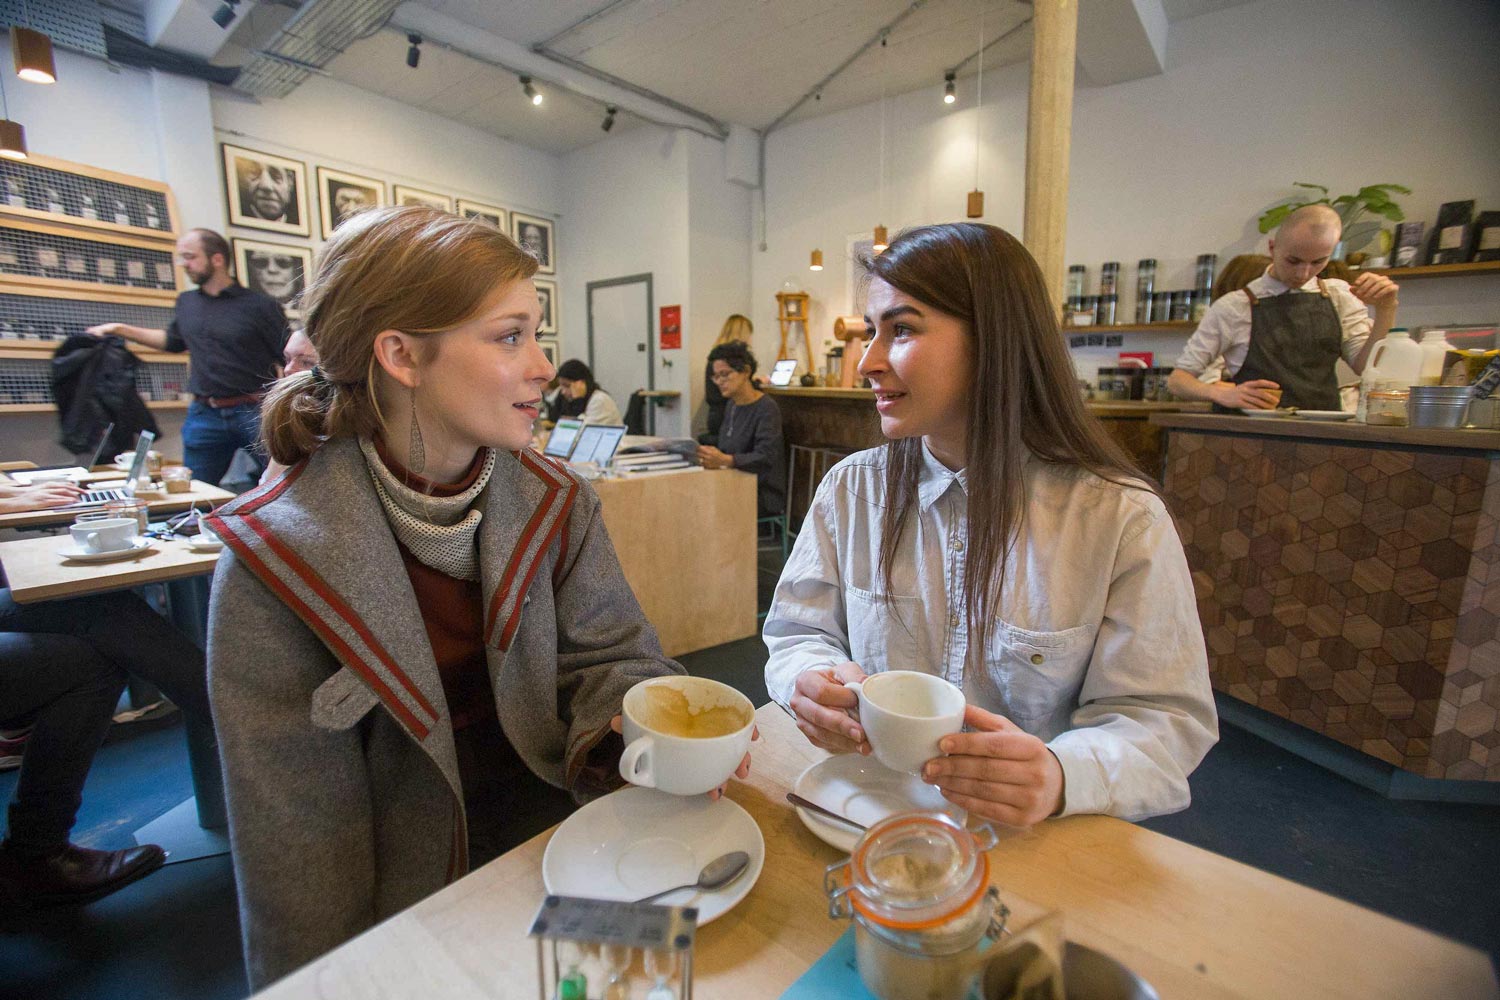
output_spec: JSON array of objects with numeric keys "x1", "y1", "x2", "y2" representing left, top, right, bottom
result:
[
  {"x1": 768, "y1": 358, "x2": 798, "y2": 387},
  {"x1": 543, "y1": 417, "x2": 585, "y2": 460},
  {"x1": 568, "y1": 424, "x2": 627, "y2": 466},
  {"x1": 6, "y1": 422, "x2": 114, "y2": 485},
  {"x1": 64, "y1": 429, "x2": 155, "y2": 508}
]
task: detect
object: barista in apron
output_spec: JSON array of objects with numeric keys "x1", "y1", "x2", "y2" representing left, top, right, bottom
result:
[{"x1": 1215, "y1": 280, "x2": 1343, "y2": 412}]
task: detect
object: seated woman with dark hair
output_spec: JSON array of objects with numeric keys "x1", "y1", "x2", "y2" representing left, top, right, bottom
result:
[
  {"x1": 697, "y1": 341, "x2": 785, "y2": 516},
  {"x1": 555, "y1": 359, "x2": 622, "y2": 424}
]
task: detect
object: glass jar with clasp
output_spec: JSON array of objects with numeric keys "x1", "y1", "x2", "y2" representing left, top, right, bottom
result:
[{"x1": 824, "y1": 812, "x2": 1009, "y2": 1000}]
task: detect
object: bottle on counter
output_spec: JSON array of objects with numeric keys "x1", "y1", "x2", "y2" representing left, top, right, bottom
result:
[
  {"x1": 1417, "y1": 329, "x2": 1456, "y2": 386},
  {"x1": 1151, "y1": 290, "x2": 1173, "y2": 323},
  {"x1": 1066, "y1": 265, "x2": 1086, "y2": 303},
  {"x1": 1135, "y1": 259, "x2": 1156, "y2": 323},
  {"x1": 1097, "y1": 293, "x2": 1118, "y2": 326},
  {"x1": 1358, "y1": 328, "x2": 1422, "y2": 422},
  {"x1": 1195, "y1": 253, "x2": 1218, "y2": 293},
  {"x1": 1099, "y1": 261, "x2": 1120, "y2": 298},
  {"x1": 1169, "y1": 290, "x2": 1191, "y2": 322}
]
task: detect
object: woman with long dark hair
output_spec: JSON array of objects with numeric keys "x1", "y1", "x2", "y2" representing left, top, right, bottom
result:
[
  {"x1": 764, "y1": 223, "x2": 1216, "y2": 825},
  {"x1": 555, "y1": 359, "x2": 621, "y2": 424}
]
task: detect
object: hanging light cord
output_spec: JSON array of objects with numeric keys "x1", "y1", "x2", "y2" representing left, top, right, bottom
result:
[
  {"x1": 879, "y1": 33, "x2": 888, "y2": 227},
  {"x1": 974, "y1": 9, "x2": 985, "y2": 191}
]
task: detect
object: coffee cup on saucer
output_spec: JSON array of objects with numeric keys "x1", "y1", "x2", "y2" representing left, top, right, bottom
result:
[
  {"x1": 68, "y1": 517, "x2": 137, "y2": 554},
  {"x1": 843, "y1": 670, "x2": 966, "y2": 775},
  {"x1": 619, "y1": 676, "x2": 755, "y2": 796}
]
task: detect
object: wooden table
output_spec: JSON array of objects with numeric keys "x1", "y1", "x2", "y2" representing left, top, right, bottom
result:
[
  {"x1": 0, "y1": 480, "x2": 234, "y2": 530},
  {"x1": 594, "y1": 468, "x2": 757, "y2": 658},
  {"x1": 0, "y1": 531, "x2": 221, "y2": 603},
  {"x1": 253, "y1": 706, "x2": 1498, "y2": 999}
]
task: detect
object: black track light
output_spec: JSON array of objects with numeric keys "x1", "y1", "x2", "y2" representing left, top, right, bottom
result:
[
  {"x1": 211, "y1": 0, "x2": 239, "y2": 29},
  {"x1": 520, "y1": 75, "x2": 542, "y2": 106},
  {"x1": 406, "y1": 33, "x2": 421, "y2": 69},
  {"x1": 943, "y1": 71, "x2": 956, "y2": 104},
  {"x1": 601, "y1": 105, "x2": 617, "y2": 132}
]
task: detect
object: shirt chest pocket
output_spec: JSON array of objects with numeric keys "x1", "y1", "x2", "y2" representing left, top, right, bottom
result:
[
  {"x1": 988, "y1": 621, "x2": 1096, "y2": 723},
  {"x1": 844, "y1": 585, "x2": 927, "y2": 674}
]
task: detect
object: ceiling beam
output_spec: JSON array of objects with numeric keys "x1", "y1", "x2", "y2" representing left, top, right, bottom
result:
[{"x1": 1075, "y1": 0, "x2": 1167, "y2": 85}]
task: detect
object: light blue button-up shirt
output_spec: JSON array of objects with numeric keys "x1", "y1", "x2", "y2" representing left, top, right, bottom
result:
[{"x1": 763, "y1": 443, "x2": 1218, "y2": 822}]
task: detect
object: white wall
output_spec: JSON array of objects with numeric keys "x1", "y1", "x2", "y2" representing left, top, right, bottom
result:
[
  {"x1": 755, "y1": 0, "x2": 1500, "y2": 381},
  {"x1": 559, "y1": 124, "x2": 692, "y2": 436},
  {"x1": 685, "y1": 132, "x2": 753, "y2": 422}
]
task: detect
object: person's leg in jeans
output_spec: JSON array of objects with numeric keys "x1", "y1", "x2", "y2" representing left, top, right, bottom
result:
[
  {"x1": 181, "y1": 400, "x2": 238, "y2": 488},
  {"x1": 231, "y1": 402, "x2": 266, "y2": 482},
  {"x1": 0, "y1": 632, "x2": 165, "y2": 904}
]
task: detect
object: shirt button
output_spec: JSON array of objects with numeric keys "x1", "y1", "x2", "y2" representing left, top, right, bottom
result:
[
  {"x1": 1030, "y1": 653, "x2": 1044, "y2": 665},
  {"x1": 954, "y1": 540, "x2": 965, "y2": 552},
  {"x1": 949, "y1": 612, "x2": 960, "y2": 628}
]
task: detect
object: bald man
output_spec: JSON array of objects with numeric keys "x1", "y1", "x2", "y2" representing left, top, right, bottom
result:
[{"x1": 1169, "y1": 205, "x2": 1400, "y2": 411}]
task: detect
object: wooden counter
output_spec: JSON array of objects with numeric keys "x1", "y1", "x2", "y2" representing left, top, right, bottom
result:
[
  {"x1": 594, "y1": 468, "x2": 757, "y2": 658},
  {"x1": 766, "y1": 387, "x2": 1208, "y2": 518},
  {"x1": 1153, "y1": 412, "x2": 1500, "y2": 782}
]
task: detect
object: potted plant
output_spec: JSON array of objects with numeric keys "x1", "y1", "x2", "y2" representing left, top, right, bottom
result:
[{"x1": 1257, "y1": 182, "x2": 1411, "y2": 260}]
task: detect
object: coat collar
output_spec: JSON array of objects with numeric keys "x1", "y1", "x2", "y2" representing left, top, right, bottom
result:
[{"x1": 205, "y1": 438, "x2": 580, "y2": 745}]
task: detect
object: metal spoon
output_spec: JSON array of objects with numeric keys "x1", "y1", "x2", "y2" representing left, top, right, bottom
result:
[
  {"x1": 632, "y1": 850, "x2": 750, "y2": 905},
  {"x1": 786, "y1": 792, "x2": 867, "y2": 832}
]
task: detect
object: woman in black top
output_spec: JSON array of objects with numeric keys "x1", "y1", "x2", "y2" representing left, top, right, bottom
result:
[
  {"x1": 697, "y1": 341, "x2": 785, "y2": 516},
  {"x1": 701, "y1": 314, "x2": 753, "y2": 444}
]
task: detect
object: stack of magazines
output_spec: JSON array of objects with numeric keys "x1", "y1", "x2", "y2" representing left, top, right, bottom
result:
[{"x1": 613, "y1": 439, "x2": 699, "y2": 475}]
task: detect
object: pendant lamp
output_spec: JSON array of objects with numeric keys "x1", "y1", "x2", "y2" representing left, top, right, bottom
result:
[
  {"x1": 966, "y1": 11, "x2": 985, "y2": 219},
  {"x1": 872, "y1": 225, "x2": 889, "y2": 253},
  {"x1": 873, "y1": 34, "x2": 889, "y2": 254},
  {"x1": 0, "y1": 71, "x2": 26, "y2": 160},
  {"x1": 12, "y1": 26, "x2": 55, "y2": 85},
  {"x1": 809, "y1": 249, "x2": 824, "y2": 271}
]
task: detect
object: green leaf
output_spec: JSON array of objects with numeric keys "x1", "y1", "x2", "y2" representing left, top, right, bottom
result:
[{"x1": 1293, "y1": 182, "x2": 1330, "y2": 197}]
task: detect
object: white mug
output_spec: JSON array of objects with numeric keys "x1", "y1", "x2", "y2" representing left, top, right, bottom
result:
[
  {"x1": 618, "y1": 676, "x2": 755, "y2": 796},
  {"x1": 845, "y1": 670, "x2": 966, "y2": 775},
  {"x1": 68, "y1": 517, "x2": 137, "y2": 554}
]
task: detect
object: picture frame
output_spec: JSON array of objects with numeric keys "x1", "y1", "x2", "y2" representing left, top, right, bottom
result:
[
  {"x1": 512, "y1": 211, "x2": 555, "y2": 274},
  {"x1": 538, "y1": 338, "x2": 559, "y2": 369},
  {"x1": 233, "y1": 238, "x2": 313, "y2": 319},
  {"x1": 457, "y1": 199, "x2": 508, "y2": 231},
  {"x1": 222, "y1": 144, "x2": 310, "y2": 237},
  {"x1": 317, "y1": 166, "x2": 386, "y2": 239},
  {"x1": 534, "y1": 278, "x2": 557, "y2": 334},
  {"x1": 393, "y1": 185, "x2": 454, "y2": 213}
]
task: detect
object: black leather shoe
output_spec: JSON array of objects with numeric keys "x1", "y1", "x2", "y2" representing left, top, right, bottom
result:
[{"x1": 0, "y1": 840, "x2": 167, "y2": 906}]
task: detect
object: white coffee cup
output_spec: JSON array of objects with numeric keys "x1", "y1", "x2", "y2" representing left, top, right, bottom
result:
[
  {"x1": 618, "y1": 676, "x2": 755, "y2": 796},
  {"x1": 844, "y1": 670, "x2": 967, "y2": 775},
  {"x1": 68, "y1": 517, "x2": 138, "y2": 554}
]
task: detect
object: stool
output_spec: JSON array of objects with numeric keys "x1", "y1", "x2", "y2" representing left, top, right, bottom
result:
[{"x1": 785, "y1": 443, "x2": 853, "y2": 557}]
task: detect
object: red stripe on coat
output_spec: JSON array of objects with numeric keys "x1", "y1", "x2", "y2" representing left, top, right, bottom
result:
[{"x1": 499, "y1": 478, "x2": 578, "y2": 650}]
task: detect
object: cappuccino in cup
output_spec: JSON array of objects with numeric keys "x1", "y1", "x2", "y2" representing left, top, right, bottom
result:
[{"x1": 619, "y1": 676, "x2": 754, "y2": 796}]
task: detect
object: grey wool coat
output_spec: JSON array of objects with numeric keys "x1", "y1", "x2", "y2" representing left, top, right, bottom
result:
[{"x1": 204, "y1": 436, "x2": 682, "y2": 989}]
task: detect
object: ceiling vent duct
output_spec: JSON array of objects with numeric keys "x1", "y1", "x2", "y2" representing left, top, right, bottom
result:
[{"x1": 235, "y1": 0, "x2": 401, "y2": 99}]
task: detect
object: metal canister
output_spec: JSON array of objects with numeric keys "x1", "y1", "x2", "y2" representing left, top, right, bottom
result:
[{"x1": 1135, "y1": 259, "x2": 1156, "y2": 323}]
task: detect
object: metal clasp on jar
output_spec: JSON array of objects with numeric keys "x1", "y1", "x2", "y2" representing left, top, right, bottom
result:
[{"x1": 824, "y1": 858, "x2": 855, "y2": 920}]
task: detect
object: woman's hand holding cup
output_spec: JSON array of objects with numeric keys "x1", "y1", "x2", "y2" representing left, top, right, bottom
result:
[
  {"x1": 922, "y1": 704, "x2": 1065, "y2": 828},
  {"x1": 789, "y1": 661, "x2": 871, "y2": 755}
]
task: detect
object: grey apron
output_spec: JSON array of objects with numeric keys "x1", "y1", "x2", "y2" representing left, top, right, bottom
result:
[{"x1": 1220, "y1": 279, "x2": 1343, "y2": 412}]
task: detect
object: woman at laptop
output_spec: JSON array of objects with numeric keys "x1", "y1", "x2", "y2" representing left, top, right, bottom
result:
[
  {"x1": 205, "y1": 207, "x2": 745, "y2": 988},
  {"x1": 697, "y1": 341, "x2": 785, "y2": 517},
  {"x1": 555, "y1": 358, "x2": 622, "y2": 424},
  {"x1": 763, "y1": 223, "x2": 1217, "y2": 826}
]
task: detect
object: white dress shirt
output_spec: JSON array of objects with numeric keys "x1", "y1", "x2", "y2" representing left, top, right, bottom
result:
[
  {"x1": 583, "y1": 389, "x2": 622, "y2": 425},
  {"x1": 763, "y1": 443, "x2": 1218, "y2": 822},
  {"x1": 1173, "y1": 269, "x2": 1373, "y2": 377}
]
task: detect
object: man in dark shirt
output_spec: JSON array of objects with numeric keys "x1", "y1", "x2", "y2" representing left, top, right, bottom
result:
[{"x1": 88, "y1": 228, "x2": 289, "y2": 486}]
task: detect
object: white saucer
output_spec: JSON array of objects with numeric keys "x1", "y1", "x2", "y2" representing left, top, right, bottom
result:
[
  {"x1": 542, "y1": 786, "x2": 763, "y2": 924},
  {"x1": 59, "y1": 538, "x2": 154, "y2": 563},
  {"x1": 1238, "y1": 408, "x2": 1296, "y2": 418},
  {"x1": 792, "y1": 753, "x2": 965, "y2": 853},
  {"x1": 1295, "y1": 410, "x2": 1355, "y2": 421},
  {"x1": 186, "y1": 537, "x2": 224, "y2": 552}
]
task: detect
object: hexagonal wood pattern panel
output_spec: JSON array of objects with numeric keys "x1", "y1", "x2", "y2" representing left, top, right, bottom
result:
[{"x1": 1164, "y1": 431, "x2": 1500, "y2": 780}]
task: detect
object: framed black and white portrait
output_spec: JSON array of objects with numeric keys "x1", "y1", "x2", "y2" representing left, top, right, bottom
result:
[
  {"x1": 394, "y1": 186, "x2": 454, "y2": 213},
  {"x1": 457, "y1": 199, "x2": 508, "y2": 230},
  {"x1": 538, "y1": 338, "x2": 559, "y2": 369},
  {"x1": 234, "y1": 238, "x2": 312, "y2": 319},
  {"x1": 511, "y1": 212, "x2": 555, "y2": 274},
  {"x1": 317, "y1": 167, "x2": 386, "y2": 239},
  {"x1": 222, "y1": 144, "x2": 309, "y2": 237},
  {"x1": 534, "y1": 278, "x2": 557, "y2": 334}
]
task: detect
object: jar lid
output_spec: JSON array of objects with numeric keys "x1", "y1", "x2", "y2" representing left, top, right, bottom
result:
[
  {"x1": 847, "y1": 813, "x2": 989, "y2": 930},
  {"x1": 1369, "y1": 389, "x2": 1410, "y2": 400}
]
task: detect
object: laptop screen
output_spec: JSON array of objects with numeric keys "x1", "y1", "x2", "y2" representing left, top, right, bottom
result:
[
  {"x1": 570, "y1": 424, "x2": 627, "y2": 466},
  {"x1": 124, "y1": 430, "x2": 155, "y2": 484},
  {"x1": 768, "y1": 359, "x2": 798, "y2": 387},
  {"x1": 544, "y1": 418, "x2": 584, "y2": 459}
]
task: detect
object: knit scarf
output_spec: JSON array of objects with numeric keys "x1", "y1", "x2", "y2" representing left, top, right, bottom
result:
[{"x1": 359, "y1": 438, "x2": 495, "y2": 581}]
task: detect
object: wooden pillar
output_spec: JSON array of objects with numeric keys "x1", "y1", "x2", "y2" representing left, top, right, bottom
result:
[{"x1": 1023, "y1": 0, "x2": 1079, "y2": 315}]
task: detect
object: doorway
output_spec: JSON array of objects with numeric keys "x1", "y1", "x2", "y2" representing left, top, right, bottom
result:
[{"x1": 586, "y1": 273, "x2": 654, "y2": 432}]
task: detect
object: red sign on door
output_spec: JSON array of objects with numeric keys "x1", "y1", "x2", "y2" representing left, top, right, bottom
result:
[{"x1": 659, "y1": 305, "x2": 682, "y2": 351}]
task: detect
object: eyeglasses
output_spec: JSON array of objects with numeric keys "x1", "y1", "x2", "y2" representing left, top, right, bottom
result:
[{"x1": 709, "y1": 370, "x2": 738, "y2": 382}]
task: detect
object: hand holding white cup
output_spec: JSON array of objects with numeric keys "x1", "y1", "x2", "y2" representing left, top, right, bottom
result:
[{"x1": 843, "y1": 670, "x2": 966, "y2": 775}]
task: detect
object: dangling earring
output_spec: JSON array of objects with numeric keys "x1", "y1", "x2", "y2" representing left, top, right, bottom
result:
[{"x1": 408, "y1": 386, "x2": 426, "y2": 475}]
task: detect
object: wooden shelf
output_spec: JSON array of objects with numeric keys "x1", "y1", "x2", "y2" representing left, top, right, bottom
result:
[
  {"x1": 147, "y1": 399, "x2": 189, "y2": 410},
  {"x1": 1365, "y1": 260, "x2": 1500, "y2": 280},
  {"x1": 1065, "y1": 320, "x2": 1196, "y2": 335},
  {"x1": 0, "y1": 399, "x2": 188, "y2": 414},
  {"x1": 0, "y1": 337, "x2": 188, "y2": 363}
]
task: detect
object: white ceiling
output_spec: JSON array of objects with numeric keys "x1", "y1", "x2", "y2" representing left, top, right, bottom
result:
[{"x1": 210, "y1": 0, "x2": 1256, "y2": 155}]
